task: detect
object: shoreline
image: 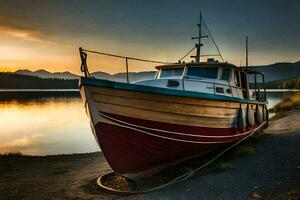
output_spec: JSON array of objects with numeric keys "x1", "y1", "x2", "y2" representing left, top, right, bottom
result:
[
  {"x1": 0, "y1": 151, "x2": 102, "y2": 158},
  {"x1": 1, "y1": 111, "x2": 300, "y2": 199}
]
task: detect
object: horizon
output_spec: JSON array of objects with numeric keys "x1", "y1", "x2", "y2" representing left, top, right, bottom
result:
[
  {"x1": 1, "y1": 60, "x2": 300, "y2": 76},
  {"x1": 0, "y1": 0, "x2": 300, "y2": 74}
]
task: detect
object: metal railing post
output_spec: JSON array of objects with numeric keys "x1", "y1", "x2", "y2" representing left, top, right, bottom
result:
[
  {"x1": 262, "y1": 73, "x2": 267, "y2": 102},
  {"x1": 125, "y1": 58, "x2": 129, "y2": 83},
  {"x1": 213, "y1": 83, "x2": 216, "y2": 94},
  {"x1": 254, "y1": 73, "x2": 257, "y2": 100}
]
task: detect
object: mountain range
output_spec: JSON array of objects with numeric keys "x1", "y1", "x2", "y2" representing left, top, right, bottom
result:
[
  {"x1": 13, "y1": 61, "x2": 300, "y2": 83},
  {"x1": 247, "y1": 61, "x2": 300, "y2": 82},
  {"x1": 14, "y1": 69, "x2": 156, "y2": 82},
  {"x1": 14, "y1": 69, "x2": 79, "y2": 79}
]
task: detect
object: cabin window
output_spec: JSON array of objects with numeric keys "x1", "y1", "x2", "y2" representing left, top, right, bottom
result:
[
  {"x1": 221, "y1": 68, "x2": 231, "y2": 81},
  {"x1": 159, "y1": 68, "x2": 184, "y2": 78},
  {"x1": 247, "y1": 73, "x2": 266, "y2": 101},
  {"x1": 187, "y1": 67, "x2": 218, "y2": 79}
]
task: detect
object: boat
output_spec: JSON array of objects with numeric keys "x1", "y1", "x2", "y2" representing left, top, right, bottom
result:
[{"x1": 79, "y1": 14, "x2": 269, "y2": 180}]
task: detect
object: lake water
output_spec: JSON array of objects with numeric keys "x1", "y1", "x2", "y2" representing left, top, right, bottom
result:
[
  {"x1": 0, "y1": 91, "x2": 98, "y2": 155},
  {"x1": 0, "y1": 90, "x2": 298, "y2": 156}
]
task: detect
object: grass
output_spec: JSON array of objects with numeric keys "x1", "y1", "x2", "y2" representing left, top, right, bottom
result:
[
  {"x1": 203, "y1": 137, "x2": 263, "y2": 174},
  {"x1": 209, "y1": 161, "x2": 233, "y2": 173},
  {"x1": 200, "y1": 142, "x2": 258, "y2": 174},
  {"x1": 234, "y1": 144, "x2": 256, "y2": 156},
  {"x1": 269, "y1": 92, "x2": 300, "y2": 121},
  {"x1": 271, "y1": 93, "x2": 300, "y2": 113},
  {"x1": 229, "y1": 136, "x2": 262, "y2": 158},
  {"x1": 270, "y1": 111, "x2": 286, "y2": 121}
]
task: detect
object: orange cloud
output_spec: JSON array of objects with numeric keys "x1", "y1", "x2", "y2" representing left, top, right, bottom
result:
[
  {"x1": 0, "y1": 15, "x2": 73, "y2": 49},
  {"x1": 0, "y1": 25, "x2": 40, "y2": 41},
  {"x1": 0, "y1": 15, "x2": 39, "y2": 39},
  {"x1": 0, "y1": 25, "x2": 74, "y2": 50}
]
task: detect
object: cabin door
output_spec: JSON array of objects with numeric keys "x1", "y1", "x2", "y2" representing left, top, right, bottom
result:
[{"x1": 240, "y1": 71, "x2": 249, "y2": 99}]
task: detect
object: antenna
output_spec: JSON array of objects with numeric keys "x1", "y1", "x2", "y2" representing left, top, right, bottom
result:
[
  {"x1": 181, "y1": 12, "x2": 224, "y2": 63},
  {"x1": 246, "y1": 36, "x2": 248, "y2": 67}
]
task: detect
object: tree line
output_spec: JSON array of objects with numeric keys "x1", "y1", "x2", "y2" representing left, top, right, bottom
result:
[
  {"x1": 0, "y1": 73, "x2": 78, "y2": 89},
  {"x1": 265, "y1": 77, "x2": 300, "y2": 89},
  {"x1": 277, "y1": 78, "x2": 300, "y2": 89}
]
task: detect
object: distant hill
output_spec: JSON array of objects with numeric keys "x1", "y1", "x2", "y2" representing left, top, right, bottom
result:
[
  {"x1": 109, "y1": 71, "x2": 156, "y2": 82},
  {"x1": 2, "y1": 71, "x2": 299, "y2": 89},
  {"x1": 13, "y1": 69, "x2": 156, "y2": 82},
  {"x1": 90, "y1": 71, "x2": 156, "y2": 82},
  {"x1": 246, "y1": 61, "x2": 300, "y2": 82},
  {"x1": 0, "y1": 71, "x2": 156, "y2": 89},
  {"x1": 90, "y1": 71, "x2": 112, "y2": 80},
  {"x1": 13, "y1": 61, "x2": 300, "y2": 82},
  {"x1": 6, "y1": 61, "x2": 300, "y2": 89},
  {"x1": 15, "y1": 69, "x2": 79, "y2": 79}
]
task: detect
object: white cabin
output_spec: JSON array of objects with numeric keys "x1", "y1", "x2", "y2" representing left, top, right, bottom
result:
[{"x1": 135, "y1": 60, "x2": 262, "y2": 100}]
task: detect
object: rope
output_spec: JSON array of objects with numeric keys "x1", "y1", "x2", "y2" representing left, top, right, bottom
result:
[
  {"x1": 79, "y1": 48, "x2": 90, "y2": 77},
  {"x1": 99, "y1": 112, "x2": 255, "y2": 139},
  {"x1": 179, "y1": 47, "x2": 196, "y2": 61},
  {"x1": 96, "y1": 121, "x2": 266, "y2": 195},
  {"x1": 202, "y1": 19, "x2": 224, "y2": 62},
  {"x1": 97, "y1": 169, "x2": 194, "y2": 194},
  {"x1": 98, "y1": 112, "x2": 255, "y2": 144},
  {"x1": 82, "y1": 48, "x2": 172, "y2": 64}
]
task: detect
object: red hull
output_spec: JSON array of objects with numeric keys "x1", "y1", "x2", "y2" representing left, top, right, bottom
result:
[{"x1": 94, "y1": 112, "x2": 260, "y2": 179}]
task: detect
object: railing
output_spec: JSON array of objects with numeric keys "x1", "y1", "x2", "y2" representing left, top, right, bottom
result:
[{"x1": 79, "y1": 47, "x2": 171, "y2": 83}]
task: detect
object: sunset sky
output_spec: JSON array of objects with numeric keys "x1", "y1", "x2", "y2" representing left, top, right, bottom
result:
[{"x1": 0, "y1": 0, "x2": 299, "y2": 74}]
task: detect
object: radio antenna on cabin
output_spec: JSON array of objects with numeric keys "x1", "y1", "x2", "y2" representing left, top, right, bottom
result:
[{"x1": 180, "y1": 12, "x2": 224, "y2": 63}]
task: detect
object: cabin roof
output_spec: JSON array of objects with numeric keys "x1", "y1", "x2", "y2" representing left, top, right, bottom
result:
[
  {"x1": 155, "y1": 62, "x2": 238, "y2": 70},
  {"x1": 241, "y1": 67, "x2": 265, "y2": 75}
]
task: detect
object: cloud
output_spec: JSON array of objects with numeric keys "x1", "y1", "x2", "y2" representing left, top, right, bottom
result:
[
  {"x1": 0, "y1": 25, "x2": 40, "y2": 41},
  {"x1": 0, "y1": 15, "x2": 38, "y2": 39},
  {"x1": 0, "y1": 15, "x2": 73, "y2": 48}
]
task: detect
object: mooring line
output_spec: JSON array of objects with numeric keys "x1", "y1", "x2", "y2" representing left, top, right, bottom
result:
[
  {"x1": 82, "y1": 48, "x2": 171, "y2": 64},
  {"x1": 96, "y1": 121, "x2": 266, "y2": 194}
]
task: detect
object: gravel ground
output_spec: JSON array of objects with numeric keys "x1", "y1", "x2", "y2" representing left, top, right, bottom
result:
[{"x1": 1, "y1": 111, "x2": 300, "y2": 200}]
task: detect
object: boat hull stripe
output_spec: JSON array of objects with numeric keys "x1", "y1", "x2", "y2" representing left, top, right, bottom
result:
[{"x1": 98, "y1": 112, "x2": 261, "y2": 142}]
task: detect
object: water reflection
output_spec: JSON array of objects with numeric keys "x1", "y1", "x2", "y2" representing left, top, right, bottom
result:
[{"x1": 0, "y1": 92, "x2": 98, "y2": 155}]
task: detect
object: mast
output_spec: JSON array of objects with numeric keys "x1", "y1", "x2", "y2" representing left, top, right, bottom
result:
[
  {"x1": 182, "y1": 12, "x2": 223, "y2": 63},
  {"x1": 196, "y1": 13, "x2": 202, "y2": 62},
  {"x1": 192, "y1": 12, "x2": 208, "y2": 63},
  {"x1": 246, "y1": 36, "x2": 248, "y2": 67}
]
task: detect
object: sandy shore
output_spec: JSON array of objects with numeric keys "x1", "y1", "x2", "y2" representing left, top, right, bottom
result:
[{"x1": 1, "y1": 111, "x2": 300, "y2": 200}]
